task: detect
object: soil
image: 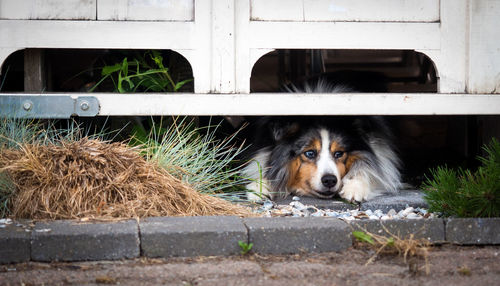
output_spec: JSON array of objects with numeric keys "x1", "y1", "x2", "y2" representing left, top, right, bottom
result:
[{"x1": 1, "y1": 245, "x2": 499, "y2": 286}]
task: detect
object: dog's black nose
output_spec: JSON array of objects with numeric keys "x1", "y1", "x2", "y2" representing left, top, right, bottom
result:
[{"x1": 321, "y1": 174, "x2": 337, "y2": 188}]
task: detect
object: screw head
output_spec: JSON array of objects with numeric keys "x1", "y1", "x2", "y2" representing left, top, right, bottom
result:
[
  {"x1": 80, "y1": 101, "x2": 90, "y2": 111},
  {"x1": 22, "y1": 101, "x2": 33, "y2": 111}
]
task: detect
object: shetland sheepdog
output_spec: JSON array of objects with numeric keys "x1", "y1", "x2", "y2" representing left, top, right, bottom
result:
[{"x1": 243, "y1": 82, "x2": 402, "y2": 202}]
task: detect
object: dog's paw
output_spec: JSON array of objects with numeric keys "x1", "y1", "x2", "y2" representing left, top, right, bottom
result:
[{"x1": 339, "y1": 178, "x2": 371, "y2": 202}]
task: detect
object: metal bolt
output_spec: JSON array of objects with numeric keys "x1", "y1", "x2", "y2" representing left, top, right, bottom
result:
[
  {"x1": 22, "y1": 101, "x2": 33, "y2": 111},
  {"x1": 80, "y1": 101, "x2": 90, "y2": 111}
]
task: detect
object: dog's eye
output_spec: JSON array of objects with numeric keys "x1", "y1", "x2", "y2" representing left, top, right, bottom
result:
[
  {"x1": 333, "y1": 151, "x2": 344, "y2": 159},
  {"x1": 303, "y1": 150, "x2": 317, "y2": 159}
]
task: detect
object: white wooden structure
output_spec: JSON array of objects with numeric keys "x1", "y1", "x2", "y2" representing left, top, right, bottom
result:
[{"x1": 1, "y1": 0, "x2": 500, "y2": 116}]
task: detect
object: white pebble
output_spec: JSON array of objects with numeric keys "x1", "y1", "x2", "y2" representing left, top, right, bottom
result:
[
  {"x1": 325, "y1": 211, "x2": 340, "y2": 217},
  {"x1": 292, "y1": 196, "x2": 301, "y2": 201},
  {"x1": 364, "y1": 209, "x2": 373, "y2": 216},
  {"x1": 402, "y1": 207, "x2": 415, "y2": 216},
  {"x1": 290, "y1": 201, "x2": 306, "y2": 210},
  {"x1": 387, "y1": 209, "x2": 397, "y2": 216},
  {"x1": 262, "y1": 200, "x2": 274, "y2": 211},
  {"x1": 397, "y1": 209, "x2": 406, "y2": 217},
  {"x1": 0, "y1": 218, "x2": 12, "y2": 224},
  {"x1": 406, "y1": 213, "x2": 422, "y2": 219},
  {"x1": 381, "y1": 215, "x2": 391, "y2": 220},
  {"x1": 312, "y1": 211, "x2": 324, "y2": 217},
  {"x1": 369, "y1": 215, "x2": 379, "y2": 220},
  {"x1": 418, "y1": 208, "x2": 428, "y2": 215}
]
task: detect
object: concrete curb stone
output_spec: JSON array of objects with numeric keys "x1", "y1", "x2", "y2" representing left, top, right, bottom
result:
[
  {"x1": 0, "y1": 223, "x2": 31, "y2": 264},
  {"x1": 348, "y1": 218, "x2": 445, "y2": 243},
  {"x1": 2, "y1": 216, "x2": 500, "y2": 264},
  {"x1": 243, "y1": 217, "x2": 352, "y2": 254},
  {"x1": 140, "y1": 216, "x2": 247, "y2": 258},
  {"x1": 31, "y1": 219, "x2": 139, "y2": 262},
  {"x1": 446, "y1": 218, "x2": 500, "y2": 245}
]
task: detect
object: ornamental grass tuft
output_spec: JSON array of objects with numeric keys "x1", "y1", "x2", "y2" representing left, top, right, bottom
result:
[{"x1": 0, "y1": 117, "x2": 253, "y2": 219}]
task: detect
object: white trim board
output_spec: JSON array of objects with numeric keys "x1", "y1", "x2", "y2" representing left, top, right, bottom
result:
[{"x1": 3, "y1": 93, "x2": 500, "y2": 116}]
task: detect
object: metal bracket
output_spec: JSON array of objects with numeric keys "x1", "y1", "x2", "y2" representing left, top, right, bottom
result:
[{"x1": 0, "y1": 95, "x2": 99, "y2": 118}]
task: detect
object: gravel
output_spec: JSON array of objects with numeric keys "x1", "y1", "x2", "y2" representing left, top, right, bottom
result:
[{"x1": 255, "y1": 196, "x2": 438, "y2": 221}]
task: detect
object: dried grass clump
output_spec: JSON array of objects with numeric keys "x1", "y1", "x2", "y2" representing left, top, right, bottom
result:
[
  {"x1": 353, "y1": 226, "x2": 431, "y2": 275},
  {"x1": 0, "y1": 138, "x2": 253, "y2": 219}
]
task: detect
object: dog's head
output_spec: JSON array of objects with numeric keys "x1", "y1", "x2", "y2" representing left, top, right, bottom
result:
[{"x1": 267, "y1": 120, "x2": 363, "y2": 199}]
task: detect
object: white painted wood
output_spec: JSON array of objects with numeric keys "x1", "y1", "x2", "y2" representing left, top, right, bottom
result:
[
  {"x1": 210, "y1": 0, "x2": 236, "y2": 93},
  {"x1": 303, "y1": 0, "x2": 439, "y2": 22},
  {"x1": 97, "y1": 0, "x2": 194, "y2": 21},
  {"x1": 235, "y1": 0, "x2": 252, "y2": 93},
  {"x1": 468, "y1": 0, "x2": 500, "y2": 93},
  {"x1": 0, "y1": 48, "x2": 22, "y2": 75},
  {"x1": 425, "y1": 0, "x2": 468, "y2": 93},
  {"x1": 189, "y1": 0, "x2": 211, "y2": 93},
  {"x1": 251, "y1": 0, "x2": 304, "y2": 21},
  {"x1": 0, "y1": 0, "x2": 96, "y2": 20},
  {"x1": 247, "y1": 22, "x2": 440, "y2": 50},
  {"x1": 7, "y1": 93, "x2": 497, "y2": 116},
  {"x1": 251, "y1": 0, "x2": 439, "y2": 22},
  {"x1": 0, "y1": 0, "x2": 499, "y2": 98},
  {"x1": 0, "y1": 20, "x2": 195, "y2": 49}
]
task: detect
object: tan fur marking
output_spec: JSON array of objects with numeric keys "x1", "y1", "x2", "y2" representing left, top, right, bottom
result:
[
  {"x1": 286, "y1": 139, "x2": 320, "y2": 195},
  {"x1": 329, "y1": 141, "x2": 340, "y2": 154},
  {"x1": 345, "y1": 153, "x2": 360, "y2": 172},
  {"x1": 337, "y1": 160, "x2": 347, "y2": 179},
  {"x1": 306, "y1": 139, "x2": 321, "y2": 154},
  {"x1": 330, "y1": 141, "x2": 348, "y2": 179},
  {"x1": 287, "y1": 156, "x2": 302, "y2": 188}
]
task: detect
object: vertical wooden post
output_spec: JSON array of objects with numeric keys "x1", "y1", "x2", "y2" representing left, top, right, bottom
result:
[{"x1": 24, "y1": 48, "x2": 46, "y2": 92}]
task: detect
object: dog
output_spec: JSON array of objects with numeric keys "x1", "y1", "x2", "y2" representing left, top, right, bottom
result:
[{"x1": 243, "y1": 81, "x2": 402, "y2": 202}]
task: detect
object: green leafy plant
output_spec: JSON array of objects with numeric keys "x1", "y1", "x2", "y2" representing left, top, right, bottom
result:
[
  {"x1": 422, "y1": 138, "x2": 500, "y2": 218},
  {"x1": 353, "y1": 231, "x2": 375, "y2": 245},
  {"x1": 90, "y1": 50, "x2": 192, "y2": 93},
  {"x1": 238, "y1": 240, "x2": 253, "y2": 255}
]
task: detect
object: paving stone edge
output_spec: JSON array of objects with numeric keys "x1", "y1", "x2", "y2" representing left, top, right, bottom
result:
[{"x1": 1, "y1": 216, "x2": 499, "y2": 264}]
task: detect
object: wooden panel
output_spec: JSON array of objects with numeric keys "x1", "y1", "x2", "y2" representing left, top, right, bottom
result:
[
  {"x1": 89, "y1": 93, "x2": 500, "y2": 116},
  {"x1": 251, "y1": 0, "x2": 304, "y2": 21},
  {"x1": 0, "y1": 20, "x2": 195, "y2": 49},
  {"x1": 97, "y1": 0, "x2": 194, "y2": 21},
  {"x1": 304, "y1": 0, "x2": 440, "y2": 22},
  {"x1": 24, "y1": 49, "x2": 46, "y2": 92},
  {"x1": 248, "y1": 22, "x2": 440, "y2": 50},
  {"x1": 251, "y1": 0, "x2": 440, "y2": 22},
  {"x1": 468, "y1": 0, "x2": 500, "y2": 93},
  {"x1": 0, "y1": 0, "x2": 96, "y2": 20}
]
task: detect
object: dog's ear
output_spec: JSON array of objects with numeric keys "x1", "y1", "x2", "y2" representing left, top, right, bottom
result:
[{"x1": 270, "y1": 121, "x2": 300, "y2": 142}]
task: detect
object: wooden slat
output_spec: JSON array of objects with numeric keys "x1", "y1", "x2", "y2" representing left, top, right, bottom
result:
[
  {"x1": 3, "y1": 93, "x2": 498, "y2": 116},
  {"x1": 24, "y1": 49, "x2": 46, "y2": 92},
  {"x1": 0, "y1": 0, "x2": 96, "y2": 20},
  {"x1": 97, "y1": 0, "x2": 194, "y2": 21},
  {"x1": 248, "y1": 22, "x2": 440, "y2": 50},
  {"x1": 251, "y1": 0, "x2": 440, "y2": 22}
]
